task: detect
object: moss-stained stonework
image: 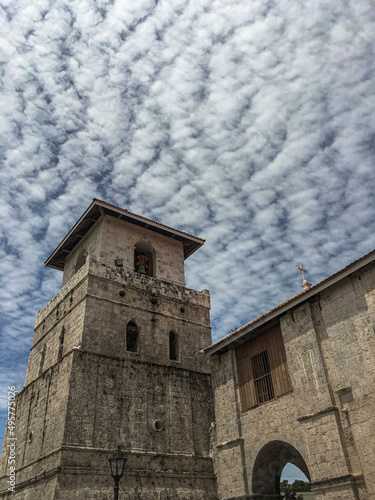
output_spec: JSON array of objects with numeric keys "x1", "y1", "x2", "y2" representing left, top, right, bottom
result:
[
  {"x1": 0, "y1": 213, "x2": 217, "y2": 500},
  {"x1": 210, "y1": 262, "x2": 375, "y2": 500}
]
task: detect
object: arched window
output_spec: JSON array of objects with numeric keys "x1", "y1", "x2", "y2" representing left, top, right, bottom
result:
[
  {"x1": 126, "y1": 322, "x2": 139, "y2": 353},
  {"x1": 169, "y1": 331, "x2": 179, "y2": 361},
  {"x1": 134, "y1": 241, "x2": 155, "y2": 277},
  {"x1": 75, "y1": 248, "x2": 87, "y2": 273}
]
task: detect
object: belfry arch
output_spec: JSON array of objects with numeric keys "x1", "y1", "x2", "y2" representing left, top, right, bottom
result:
[
  {"x1": 252, "y1": 440, "x2": 311, "y2": 499},
  {"x1": 134, "y1": 240, "x2": 155, "y2": 277}
]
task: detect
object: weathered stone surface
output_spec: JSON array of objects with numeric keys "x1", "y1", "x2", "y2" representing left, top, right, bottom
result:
[
  {"x1": 210, "y1": 262, "x2": 375, "y2": 500},
  {"x1": 2, "y1": 205, "x2": 375, "y2": 500},
  {"x1": 62, "y1": 216, "x2": 187, "y2": 287},
  {"x1": 0, "y1": 214, "x2": 216, "y2": 499}
]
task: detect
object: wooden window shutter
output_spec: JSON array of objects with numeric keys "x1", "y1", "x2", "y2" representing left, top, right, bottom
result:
[
  {"x1": 236, "y1": 342, "x2": 257, "y2": 410},
  {"x1": 265, "y1": 324, "x2": 293, "y2": 399},
  {"x1": 235, "y1": 323, "x2": 292, "y2": 411}
]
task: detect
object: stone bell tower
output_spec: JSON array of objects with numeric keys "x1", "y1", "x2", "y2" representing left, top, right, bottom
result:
[{"x1": 0, "y1": 199, "x2": 217, "y2": 500}]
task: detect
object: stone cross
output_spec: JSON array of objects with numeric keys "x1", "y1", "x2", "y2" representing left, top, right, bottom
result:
[
  {"x1": 297, "y1": 264, "x2": 307, "y2": 281},
  {"x1": 297, "y1": 264, "x2": 312, "y2": 290}
]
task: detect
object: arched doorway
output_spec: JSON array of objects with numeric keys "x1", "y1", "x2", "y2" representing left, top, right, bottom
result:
[{"x1": 252, "y1": 440, "x2": 311, "y2": 499}]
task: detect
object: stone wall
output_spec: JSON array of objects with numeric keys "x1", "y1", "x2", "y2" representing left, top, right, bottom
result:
[
  {"x1": 210, "y1": 262, "x2": 375, "y2": 500},
  {"x1": 0, "y1": 356, "x2": 72, "y2": 498},
  {"x1": 62, "y1": 216, "x2": 186, "y2": 287},
  {"x1": 82, "y1": 257, "x2": 211, "y2": 373},
  {"x1": 62, "y1": 218, "x2": 103, "y2": 287},
  {"x1": 0, "y1": 248, "x2": 216, "y2": 499},
  {"x1": 63, "y1": 350, "x2": 213, "y2": 454}
]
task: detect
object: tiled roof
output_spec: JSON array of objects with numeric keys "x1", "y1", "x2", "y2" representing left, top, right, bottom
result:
[
  {"x1": 45, "y1": 198, "x2": 205, "y2": 270},
  {"x1": 204, "y1": 248, "x2": 375, "y2": 354}
]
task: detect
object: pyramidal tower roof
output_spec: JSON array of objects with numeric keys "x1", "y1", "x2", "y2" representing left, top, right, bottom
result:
[{"x1": 45, "y1": 198, "x2": 205, "y2": 271}]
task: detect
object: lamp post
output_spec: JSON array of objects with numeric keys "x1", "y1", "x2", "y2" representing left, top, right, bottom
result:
[{"x1": 109, "y1": 446, "x2": 127, "y2": 500}]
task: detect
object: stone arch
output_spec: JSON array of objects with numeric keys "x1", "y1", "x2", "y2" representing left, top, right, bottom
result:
[
  {"x1": 134, "y1": 240, "x2": 155, "y2": 277},
  {"x1": 126, "y1": 321, "x2": 139, "y2": 353},
  {"x1": 252, "y1": 440, "x2": 311, "y2": 499},
  {"x1": 74, "y1": 248, "x2": 87, "y2": 273}
]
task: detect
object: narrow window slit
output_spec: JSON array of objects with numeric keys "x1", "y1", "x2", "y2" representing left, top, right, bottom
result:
[
  {"x1": 58, "y1": 327, "x2": 65, "y2": 361},
  {"x1": 169, "y1": 331, "x2": 179, "y2": 361}
]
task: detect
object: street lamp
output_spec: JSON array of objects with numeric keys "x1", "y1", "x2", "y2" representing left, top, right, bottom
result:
[{"x1": 109, "y1": 446, "x2": 127, "y2": 500}]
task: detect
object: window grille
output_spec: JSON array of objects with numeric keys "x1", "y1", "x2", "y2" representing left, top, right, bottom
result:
[
  {"x1": 235, "y1": 324, "x2": 293, "y2": 411},
  {"x1": 251, "y1": 350, "x2": 275, "y2": 403}
]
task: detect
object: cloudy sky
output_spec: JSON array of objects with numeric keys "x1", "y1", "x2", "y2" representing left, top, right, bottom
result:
[{"x1": 1, "y1": 0, "x2": 374, "y2": 476}]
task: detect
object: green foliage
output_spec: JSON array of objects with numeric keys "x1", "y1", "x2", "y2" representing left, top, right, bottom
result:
[
  {"x1": 293, "y1": 480, "x2": 311, "y2": 492},
  {"x1": 280, "y1": 479, "x2": 311, "y2": 499}
]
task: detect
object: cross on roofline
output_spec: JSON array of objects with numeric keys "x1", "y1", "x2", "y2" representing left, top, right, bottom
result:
[
  {"x1": 297, "y1": 263, "x2": 307, "y2": 281},
  {"x1": 297, "y1": 263, "x2": 312, "y2": 290}
]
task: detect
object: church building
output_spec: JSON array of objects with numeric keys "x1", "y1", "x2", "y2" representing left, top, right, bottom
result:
[
  {"x1": 0, "y1": 199, "x2": 374, "y2": 500},
  {"x1": 204, "y1": 249, "x2": 375, "y2": 500}
]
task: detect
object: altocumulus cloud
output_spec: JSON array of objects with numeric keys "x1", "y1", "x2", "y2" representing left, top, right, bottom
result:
[{"x1": 1, "y1": 0, "x2": 375, "y2": 421}]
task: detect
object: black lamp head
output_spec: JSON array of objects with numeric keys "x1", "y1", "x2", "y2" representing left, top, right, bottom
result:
[{"x1": 109, "y1": 446, "x2": 127, "y2": 480}]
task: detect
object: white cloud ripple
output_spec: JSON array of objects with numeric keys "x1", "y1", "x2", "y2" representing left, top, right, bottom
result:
[{"x1": 1, "y1": 0, "x2": 375, "y2": 418}]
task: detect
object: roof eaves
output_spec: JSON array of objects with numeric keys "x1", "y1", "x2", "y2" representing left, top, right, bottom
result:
[
  {"x1": 44, "y1": 199, "x2": 98, "y2": 266},
  {"x1": 204, "y1": 248, "x2": 375, "y2": 355},
  {"x1": 45, "y1": 199, "x2": 205, "y2": 268},
  {"x1": 93, "y1": 198, "x2": 205, "y2": 243}
]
